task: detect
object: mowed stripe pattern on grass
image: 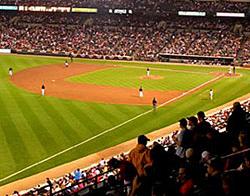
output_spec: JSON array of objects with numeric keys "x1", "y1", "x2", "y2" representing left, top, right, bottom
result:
[
  {"x1": 1, "y1": 55, "x2": 250, "y2": 186},
  {"x1": 0, "y1": 55, "x2": 148, "y2": 184},
  {"x1": 69, "y1": 67, "x2": 214, "y2": 91}
]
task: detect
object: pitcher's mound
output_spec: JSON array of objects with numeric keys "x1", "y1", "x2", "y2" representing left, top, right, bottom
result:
[
  {"x1": 139, "y1": 75, "x2": 164, "y2": 80},
  {"x1": 224, "y1": 73, "x2": 241, "y2": 78}
]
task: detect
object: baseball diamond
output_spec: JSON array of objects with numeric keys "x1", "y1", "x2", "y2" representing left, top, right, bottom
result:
[
  {"x1": 0, "y1": 0, "x2": 250, "y2": 195},
  {"x1": 0, "y1": 54, "x2": 250, "y2": 193}
]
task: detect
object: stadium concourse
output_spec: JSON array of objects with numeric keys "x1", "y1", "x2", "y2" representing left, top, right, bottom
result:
[{"x1": 1, "y1": 94, "x2": 250, "y2": 195}]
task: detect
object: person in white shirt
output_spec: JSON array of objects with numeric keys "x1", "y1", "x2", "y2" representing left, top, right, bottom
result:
[
  {"x1": 41, "y1": 84, "x2": 45, "y2": 96},
  {"x1": 146, "y1": 67, "x2": 150, "y2": 77},
  {"x1": 9, "y1": 67, "x2": 13, "y2": 77},
  {"x1": 139, "y1": 86, "x2": 143, "y2": 97},
  {"x1": 209, "y1": 89, "x2": 214, "y2": 100},
  {"x1": 64, "y1": 60, "x2": 69, "y2": 68}
]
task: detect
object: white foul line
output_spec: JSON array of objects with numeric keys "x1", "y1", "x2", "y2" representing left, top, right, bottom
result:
[{"x1": 0, "y1": 74, "x2": 223, "y2": 182}]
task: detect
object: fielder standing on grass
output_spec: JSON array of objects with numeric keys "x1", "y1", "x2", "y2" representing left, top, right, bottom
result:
[
  {"x1": 8, "y1": 67, "x2": 13, "y2": 77},
  {"x1": 146, "y1": 67, "x2": 150, "y2": 77},
  {"x1": 152, "y1": 97, "x2": 157, "y2": 110},
  {"x1": 209, "y1": 89, "x2": 213, "y2": 100}
]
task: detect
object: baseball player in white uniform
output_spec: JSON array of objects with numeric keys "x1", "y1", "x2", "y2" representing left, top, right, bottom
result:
[
  {"x1": 139, "y1": 86, "x2": 143, "y2": 97},
  {"x1": 64, "y1": 60, "x2": 69, "y2": 68},
  {"x1": 228, "y1": 66, "x2": 233, "y2": 75},
  {"x1": 41, "y1": 84, "x2": 45, "y2": 96},
  {"x1": 9, "y1": 67, "x2": 13, "y2": 77},
  {"x1": 146, "y1": 67, "x2": 150, "y2": 77},
  {"x1": 209, "y1": 89, "x2": 213, "y2": 100}
]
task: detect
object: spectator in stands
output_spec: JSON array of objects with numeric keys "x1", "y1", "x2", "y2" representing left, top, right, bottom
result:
[
  {"x1": 200, "y1": 151, "x2": 212, "y2": 165},
  {"x1": 221, "y1": 169, "x2": 246, "y2": 196},
  {"x1": 12, "y1": 191, "x2": 20, "y2": 196},
  {"x1": 226, "y1": 102, "x2": 248, "y2": 145},
  {"x1": 150, "y1": 142, "x2": 179, "y2": 196},
  {"x1": 10, "y1": 99, "x2": 250, "y2": 195},
  {"x1": 176, "y1": 163, "x2": 196, "y2": 196},
  {"x1": 204, "y1": 127, "x2": 231, "y2": 156},
  {"x1": 128, "y1": 135, "x2": 152, "y2": 196},
  {"x1": 197, "y1": 111, "x2": 212, "y2": 135},
  {"x1": 172, "y1": 118, "x2": 193, "y2": 158},
  {"x1": 108, "y1": 157, "x2": 137, "y2": 195},
  {"x1": 105, "y1": 175, "x2": 123, "y2": 196},
  {"x1": 73, "y1": 168, "x2": 82, "y2": 182},
  {"x1": 46, "y1": 177, "x2": 53, "y2": 195},
  {"x1": 199, "y1": 157, "x2": 224, "y2": 196},
  {"x1": 240, "y1": 151, "x2": 250, "y2": 184}
]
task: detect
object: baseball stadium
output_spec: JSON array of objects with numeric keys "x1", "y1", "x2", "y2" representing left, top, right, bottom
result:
[{"x1": 0, "y1": 0, "x2": 250, "y2": 195}]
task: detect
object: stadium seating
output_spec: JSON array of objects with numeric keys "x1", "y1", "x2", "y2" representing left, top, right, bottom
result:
[
  {"x1": 1, "y1": 0, "x2": 249, "y2": 13},
  {"x1": 1, "y1": 2, "x2": 250, "y2": 194},
  {"x1": 0, "y1": 13, "x2": 249, "y2": 63},
  {"x1": 15, "y1": 99, "x2": 250, "y2": 195}
]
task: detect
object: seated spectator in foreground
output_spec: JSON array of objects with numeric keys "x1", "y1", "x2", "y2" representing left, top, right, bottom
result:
[
  {"x1": 176, "y1": 163, "x2": 196, "y2": 196},
  {"x1": 199, "y1": 157, "x2": 224, "y2": 196},
  {"x1": 73, "y1": 168, "x2": 81, "y2": 182}
]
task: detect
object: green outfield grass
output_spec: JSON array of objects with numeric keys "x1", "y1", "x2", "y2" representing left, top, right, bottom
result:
[
  {"x1": 0, "y1": 54, "x2": 250, "y2": 186},
  {"x1": 68, "y1": 67, "x2": 214, "y2": 91}
]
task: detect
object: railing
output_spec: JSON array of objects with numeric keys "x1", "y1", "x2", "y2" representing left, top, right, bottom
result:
[
  {"x1": 21, "y1": 168, "x2": 122, "y2": 196},
  {"x1": 159, "y1": 53, "x2": 235, "y2": 64}
]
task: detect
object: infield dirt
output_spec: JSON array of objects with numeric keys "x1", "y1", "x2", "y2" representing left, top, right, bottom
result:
[
  {"x1": 3, "y1": 62, "x2": 246, "y2": 195},
  {"x1": 11, "y1": 63, "x2": 183, "y2": 105}
]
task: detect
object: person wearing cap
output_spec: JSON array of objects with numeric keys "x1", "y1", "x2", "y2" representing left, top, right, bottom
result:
[
  {"x1": 152, "y1": 97, "x2": 157, "y2": 110},
  {"x1": 146, "y1": 67, "x2": 150, "y2": 77},
  {"x1": 201, "y1": 151, "x2": 211, "y2": 164},
  {"x1": 9, "y1": 67, "x2": 13, "y2": 77},
  {"x1": 209, "y1": 89, "x2": 213, "y2": 100},
  {"x1": 41, "y1": 83, "x2": 45, "y2": 96},
  {"x1": 129, "y1": 135, "x2": 152, "y2": 176},
  {"x1": 129, "y1": 135, "x2": 152, "y2": 196},
  {"x1": 139, "y1": 86, "x2": 143, "y2": 97}
]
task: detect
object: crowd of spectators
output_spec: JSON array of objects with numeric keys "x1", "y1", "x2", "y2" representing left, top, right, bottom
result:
[
  {"x1": 12, "y1": 99, "x2": 250, "y2": 195},
  {"x1": 0, "y1": 13, "x2": 250, "y2": 62},
  {"x1": 0, "y1": 0, "x2": 249, "y2": 14},
  {"x1": 239, "y1": 38, "x2": 250, "y2": 62},
  {"x1": 162, "y1": 29, "x2": 245, "y2": 58},
  {"x1": 214, "y1": 32, "x2": 243, "y2": 57}
]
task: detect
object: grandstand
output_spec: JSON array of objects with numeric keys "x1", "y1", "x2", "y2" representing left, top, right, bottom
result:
[
  {"x1": 0, "y1": 1, "x2": 249, "y2": 64},
  {"x1": 0, "y1": 0, "x2": 250, "y2": 195}
]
